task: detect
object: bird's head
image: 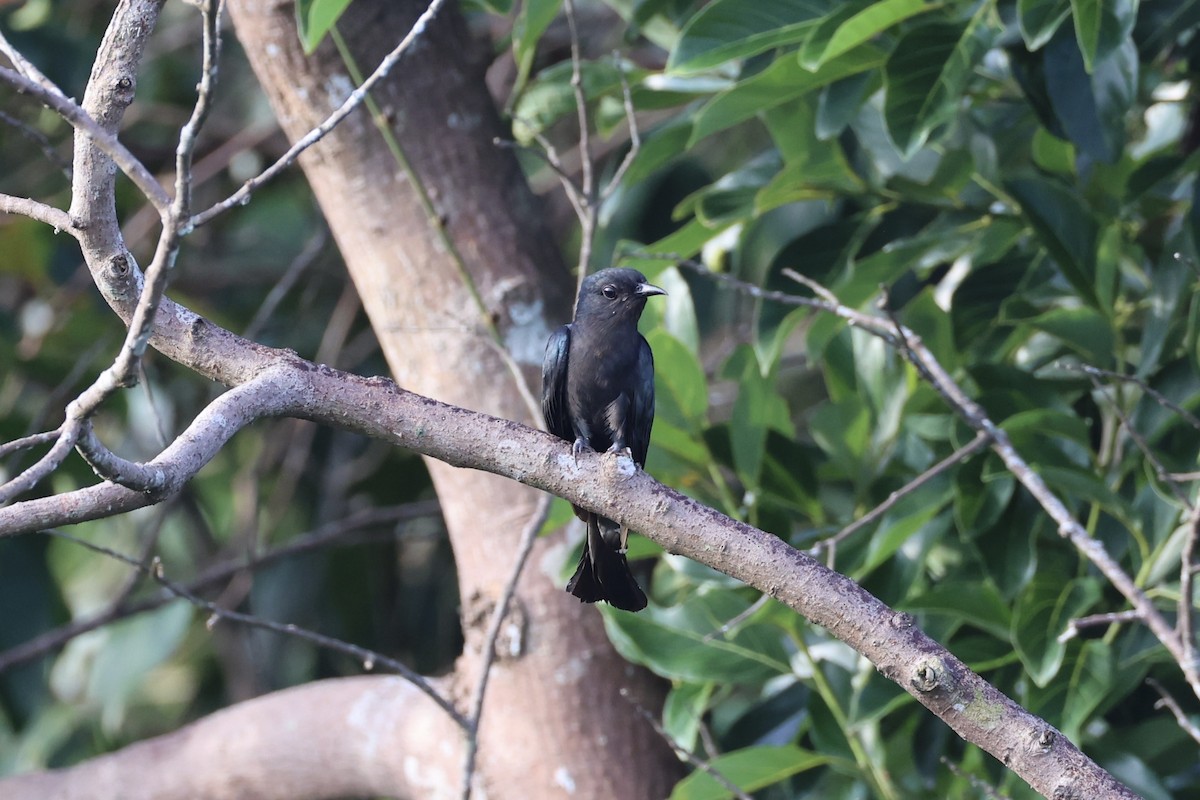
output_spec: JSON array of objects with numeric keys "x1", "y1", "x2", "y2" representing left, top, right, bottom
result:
[{"x1": 575, "y1": 267, "x2": 667, "y2": 323}]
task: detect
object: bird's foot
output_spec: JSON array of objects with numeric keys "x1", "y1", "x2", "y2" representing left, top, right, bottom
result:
[
  {"x1": 607, "y1": 443, "x2": 634, "y2": 460},
  {"x1": 572, "y1": 438, "x2": 591, "y2": 466}
]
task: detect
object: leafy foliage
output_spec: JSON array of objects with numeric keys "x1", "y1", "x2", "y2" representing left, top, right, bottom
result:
[
  {"x1": 502, "y1": 0, "x2": 1200, "y2": 796},
  {"x1": 3, "y1": 0, "x2": 1200, "y2": 797}
]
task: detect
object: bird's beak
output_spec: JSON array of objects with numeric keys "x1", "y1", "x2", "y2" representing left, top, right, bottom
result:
[{"x1": 636, "y1": 282, "x2": 667, "y2": 297}]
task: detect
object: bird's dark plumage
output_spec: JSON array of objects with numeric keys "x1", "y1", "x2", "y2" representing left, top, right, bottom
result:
[{"x1": 543, "y1": 267, "x2": 665, "y2": 612}]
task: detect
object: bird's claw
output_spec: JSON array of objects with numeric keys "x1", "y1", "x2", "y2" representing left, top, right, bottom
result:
[
  {"x1": 572, "y1": 438, "x2": 589, "y2": 466},
  {"x1": 607, "y1": 443, "x2": 634, "y2": 460}
]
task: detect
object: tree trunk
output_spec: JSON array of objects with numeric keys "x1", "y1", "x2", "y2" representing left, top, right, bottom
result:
[{"x1": 225, "y1": 0, "x2": 680, "y2": 796}]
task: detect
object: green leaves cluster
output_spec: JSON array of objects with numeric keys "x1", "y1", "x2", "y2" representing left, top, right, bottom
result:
[{"x1": 503, "y1": 0, "x2": 1200, "y2": 796}]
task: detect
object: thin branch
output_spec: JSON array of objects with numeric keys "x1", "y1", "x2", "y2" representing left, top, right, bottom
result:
[
  {"x1": 189, "y1": 0, "x2": 449, "y2": 229},
  {"x1": 0, "y1": 430, "x2": 61, "y2": 461},
  {"x1": 74, "y1": 421, "x2": 168, "y2": 492},
  {"x1": 1182, "y1": 502, "x2": 1199, "y2": 678},
  {"x1": 0, "y1": 503, "x2": 439, "y2": 674},
  {"x1": 40, "y1": 526, "x2": 467, "y2": 728},
  {"x1": 1077, "y1": 364, "x2": 1200, "y2": 433},
  {"x1": 492, "y1": 135, "x2": 585, "y2": 218},
  {"x1": 703, "y1": 592, "x2": 770, "y2": 642},
  {"x1": 1086, "y1": 370, "x2": 1192, "y2": 510},
  {"x1": 682, "y1": 261, "x2": 1200, "y2": 704},
  {"x1": 0, "y1": 367, "x2": 287, "y2": 520},
  {"x1": 0, "y1": 109, "x2": 72, "y2": 179},
  {"x1": 599, "y1": 52, "x2": 640, "y2": 204},
  {"x1": 0, "y1": 428, "x2": 80, "y2": 506},
  {"x1": 1057, "y1": 610, "x2": 1145, "y2": 643},
  {"x1": 0, "y1": 65, "x2": 170, "y2": 213},
  {"x1": 0, "y1": 193, "x2": 74, "y2": 233},
  {"x1": 0, "y1": 27, "x2": 67, "y2": 100},
  {"x1": 460, "y1": 493, "x2": 553, "y2": 800},
  {"x1": 243, "y1": 226, "x2": 328, "y2": 341},
  {"x1": 173, "y1": 0, "x2": 224, "y2": 218},
  {"x1": 813, "y1": 431, "x2": 992, "y2": 560},
  {"x1": 563, "y1": 0, "x2": 594, "y2": 291},
  {"x1": 1147, "y1": 677, "x2": 1200, "y2": 746},
  {"x1": 940, "y1": 757, "x2": 1009, "y2": 800},
  {"x1": 621, "y1": 688, "x2": 753, "y2": 800}
]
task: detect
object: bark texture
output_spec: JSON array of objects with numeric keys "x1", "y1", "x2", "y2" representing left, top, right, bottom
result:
[{"x1": 224, "y1": 0, "x2": 680, "y2": 796}]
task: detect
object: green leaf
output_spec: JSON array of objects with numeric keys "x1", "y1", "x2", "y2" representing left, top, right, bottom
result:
[
  {"x1": 1026, "y1": 306, "x2": 1115, "y2": 365},
  {"x1": 1005, "y1": 176, "x2": 1099, "y2": 306},
  {"x1": 807, "y1": 0, "x2": 934, "y2": 68},
  {"x1": 1061, "y1": 640, "x2": 1114, "y2": 740},
  {"x1": 1019, "y1": 0, "x2": 1071, "y2": 50},
  {"x1": 513, "y1": 0, "x2": 565, "y2": 88},
  {"x1": 882, "y1": 13, "x2": 997, "y2": 157},
  {"x1": 649, "y1": 329, "x2": 709, "y2": 428},
  {"x1": 670, "y1": 745, "x2": 831, "y2": 800},
  {"x1": 903, "y1": 580, "x2": 1012, "y2": 638},
  {"x1": 689, "y1": 45, "x2": 887, "y2": 146},
  {"x1": 295, "y1": 0, "x2": 354, "y2": 54},
  {"x1": 513, "y1": 59, "x2": 626, "y2": 141},
  {"x1": 668, "y1": 0, "x2": 832, "y2": 74},
  {"x1": 722, "y1": 345, "x2": 794, "y2": 491},
  {"x1": 1070, "y1": 0, "x2": 1101, "y2": 71},
  {"x1": 1044, "y1": 26, "x2": 1136, "y2": 163},
  {"x1": 757, "y1": 97, "x2": 865, "y2": 208},
  {"x1": 859, "y1": 502, "x2": 950, "y2": 576},
  {"x1": 603, "y1": 588, "x2": 792, "y2": 683},
  {"x1": 86, "y1": 600, "x2": 194, "y2": 732},
  {"x1": 663, "y1": 682, "x2": 714, "y2": 752},
  {"x1": 1012, "y1": 576, "x2": 1102, "y2": 686}
]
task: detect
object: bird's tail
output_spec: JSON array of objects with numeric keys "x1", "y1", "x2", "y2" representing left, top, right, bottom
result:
[{"x1": 566, "y1": 514, "x2": 648, "y2": 612}]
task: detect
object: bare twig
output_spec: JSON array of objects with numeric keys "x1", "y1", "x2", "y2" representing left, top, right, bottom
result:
[
  {"x1": 75, "y1": 421, "x2": 167, "y2": 492},
  {"x1": 703, "y1": 592, "x2": 770, "y2": 642},
  {"x1": 813, "y1": 431, "x2": 992, "y2": 560},
  {"x1": 0, "y1": 27, "x2": 67, "y2": 100},
  {"x1": 0, "y1": 193, "x2": 74, "y2": 232},
  {"x1": 682, "y1": 260, "x2": 1200, "y2": 704},
  {"x1": 173, "y1": 0, "x2": 224, "y2": 217},
  {"x1": 1085, "y1": 369, "x2": 1192, "y2": 510},
  {"x1": 460, "y1": 493, "x2": 553, "y2": 800},
  {"x1": 244, "y1": 227, "x2": 329, "y2": 341},
  {"x1": 599, "y1": 52, "x2": 641, "y2": 204},
  {"x1": 0, "y1": 66, "x2": 170, "y2": 212},
  {"x1": 1147, "y1": 677, "x2": 1200, "y2": 746},
  {"x1": 0, "y1": 109, "x2": 72, "y2": 180},
  {"x1": 40, "y1": 525, "x2": 467, "y2": 728},
  {"x1": 621, "y1": 688, "x2": 753, "y2": 800},
  {"x1": 940, "y1": 756, "x2": 1008, "y2": 800},
  {"x1": 189, "y1": 0, "x2": 449, "y2": 229},
  {"x1": 1057, "y1": 610, "x2": 1145, "y2": 643},
  {"x1": 0, "y1": 430, "x2": 80, "y2": 506},
  {"x1": 0, "y1": 503, "x2": 439, "y2": 674},
  {"x1": 0, "y1": 368, "x2": 288, "y2": 523},
  {"x1": 0, "y1": 430, "x2": 61, "y2": 462},
  {"x1": 1182, "y1": 503, "x2": 1199, "y2": 678},
  {"x1": 1076, "y1": 364, "x2": 1200, "y2": 433},
  {"x1": 2, "y1": 0, "x2": 225, "y2": 505},
  {"x1": 563, "y1": 0, "x2": 594, "y2": 290}
]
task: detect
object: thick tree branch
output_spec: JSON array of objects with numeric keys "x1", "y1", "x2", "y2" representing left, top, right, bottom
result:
[
  {"x1": 1, "y1": 676, "x2": 462, "y2": 800},
  {"x1": 0, "y1": 339, "x2": 1136, "y2": 799}
]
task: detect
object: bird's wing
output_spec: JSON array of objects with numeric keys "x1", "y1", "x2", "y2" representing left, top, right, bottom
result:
[
  {"x1": 541, "y1": 324, "x2": 574, "y2": 442},
  {"x1": 628, "y1": 334, "x2": 656, "y2": 467}
]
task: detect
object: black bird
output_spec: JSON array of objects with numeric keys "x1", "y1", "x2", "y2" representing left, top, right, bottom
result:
[{"x1": 542, "y1": 267, "x2": 666, "y2": 612}]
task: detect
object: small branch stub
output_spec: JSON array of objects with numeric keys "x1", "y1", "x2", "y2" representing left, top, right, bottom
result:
[{"x1": 913, "y1": 657, "x2": 944, "y2": 693}]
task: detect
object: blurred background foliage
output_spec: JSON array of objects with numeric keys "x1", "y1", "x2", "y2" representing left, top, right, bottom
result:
[{"x1": 3, "y1": 0, "x2": 1200, "y2": 797}]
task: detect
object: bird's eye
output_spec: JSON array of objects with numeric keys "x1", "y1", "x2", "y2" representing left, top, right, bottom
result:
[{"x1": 601, "y1": 285, "x2": 618, "y2": 299}]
